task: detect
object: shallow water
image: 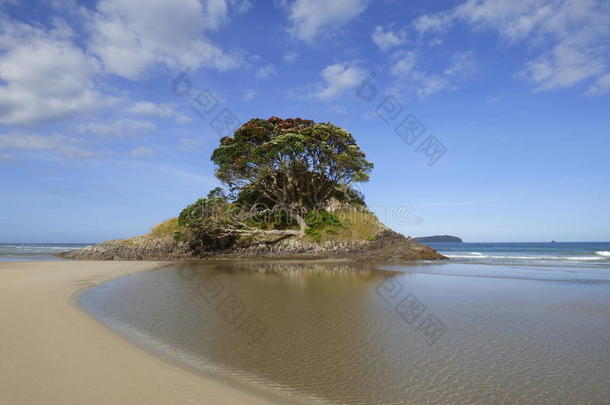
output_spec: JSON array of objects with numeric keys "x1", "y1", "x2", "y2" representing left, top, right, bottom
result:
[
  {"x1": 80, "y1": 260, "x2": 610, "y2": 404},
  {"x1": 0, "y1": 243, "x2": 90, "y2": 262}
]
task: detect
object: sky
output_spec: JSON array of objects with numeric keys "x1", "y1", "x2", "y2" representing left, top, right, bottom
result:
[{"x1": 0, "y1": 0, "x2": 609, "y2": 243}]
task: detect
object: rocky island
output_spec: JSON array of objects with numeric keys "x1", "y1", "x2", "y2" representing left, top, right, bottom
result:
[
  {"x1": 415, "y1": 235, "x2": 463, "y2": 243},
  {"x1": 60, "y1": 117, "x2": 444, "y2": 262}
]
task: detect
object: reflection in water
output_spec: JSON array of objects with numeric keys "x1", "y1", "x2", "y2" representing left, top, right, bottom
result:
[{"x1": 80, "y1": 260, "x2": 610, "y2": 405}]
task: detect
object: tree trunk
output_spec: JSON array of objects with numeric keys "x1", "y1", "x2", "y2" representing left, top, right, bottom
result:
[{"x1": 293, "y1": 213, "x2": 307, "y2": 236}]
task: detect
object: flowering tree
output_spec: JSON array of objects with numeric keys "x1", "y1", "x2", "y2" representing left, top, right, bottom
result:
[{"x1": 210, "y1": 117, "x2": 373, "y2": 234}]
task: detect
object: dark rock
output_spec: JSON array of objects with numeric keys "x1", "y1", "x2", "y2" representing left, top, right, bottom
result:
[{"x1": 57, "y1": 230, "x2": 446, "y2": 262}]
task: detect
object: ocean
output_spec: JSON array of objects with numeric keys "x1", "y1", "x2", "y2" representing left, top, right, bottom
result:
[
  {"x1": 428, "y1": 241, "x2": 610, "y2": 267},
  {"x1": 0, "y1": 243, "x2": 92, "y2": 262}
]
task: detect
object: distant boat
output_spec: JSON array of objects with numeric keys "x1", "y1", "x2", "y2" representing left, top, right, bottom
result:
[{"x1": 551, "y1": 240, "x2": 556, "y2": 244}]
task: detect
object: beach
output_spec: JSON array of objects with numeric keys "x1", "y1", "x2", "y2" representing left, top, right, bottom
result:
[
  {"x1": 2, "y1": 256, "x2": 610, "y2": 404},
  {"x1": 0, "y1": 261, "x2": 276, "y2": 405}
]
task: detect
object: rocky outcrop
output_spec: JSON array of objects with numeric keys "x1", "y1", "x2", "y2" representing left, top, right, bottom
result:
[
  {"x1": 215, "y1": 230, "x2": 445, "y2": 261},
  {"x1": 58, "y1": 230, "x2": 446, "y2": 262},
  {"x1": 58, "y1": 237, "x2": 191, "y2": 261}
]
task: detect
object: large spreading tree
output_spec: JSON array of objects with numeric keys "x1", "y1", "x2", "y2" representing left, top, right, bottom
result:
[
  {"x1": 210, "y1": 117, "x2": 373, "y2": 233},
  {"x1": 177, "y1": 117, "x2": 374, "y2": 253}
]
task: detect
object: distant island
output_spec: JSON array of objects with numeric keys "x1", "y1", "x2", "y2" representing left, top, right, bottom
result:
[
  {"x1": 415, "y1": 235, "x2": 463, "y2": 243},
  {"x1": 61, "y1": 117, "x2": 445, "y2": 262}
]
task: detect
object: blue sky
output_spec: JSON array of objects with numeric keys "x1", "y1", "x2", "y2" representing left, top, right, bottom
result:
[{"x1": 0, "y1": 0, "x2": 609, "y2": 243}]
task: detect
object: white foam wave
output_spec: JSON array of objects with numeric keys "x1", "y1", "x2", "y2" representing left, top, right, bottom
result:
[
  {"x1": 595, "y1": 251, "x2": 610, "y2": 257},
  {"x1": 445, "y1": 253, "x2": 604, "y2": 262}
]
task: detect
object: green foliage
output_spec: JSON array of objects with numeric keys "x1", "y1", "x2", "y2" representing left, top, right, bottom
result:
[
  {"x1": 173, "y1": 117, "x2": 378, "y2": 254},
  {"x1": 304, "y1": 208, "x2": 384, "y2": 243},
  {"x1": 175, "y1": 190, "x2": 238, "y2": 254},
  {"x1": 304, "y1": 210, "x2": 342, "y2": 242},
  {"x1": 210, "y1": 117, "x2": 373, "y2": 215},
  {"x1": 305, "y1": 210, "x2": 342, "y2": 227}
]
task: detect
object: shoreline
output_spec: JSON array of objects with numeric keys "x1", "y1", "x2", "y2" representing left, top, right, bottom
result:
[{"x1": 0, "y1": 260, "x2": 279, "y2": 405}]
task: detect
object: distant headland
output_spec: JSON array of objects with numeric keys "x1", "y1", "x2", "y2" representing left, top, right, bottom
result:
[{"x1": 415, "y1": 235, "x2": 463, "y2": 243}]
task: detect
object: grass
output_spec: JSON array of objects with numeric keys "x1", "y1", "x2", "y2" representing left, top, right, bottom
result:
[
  {"x1": 305, "y1": 208, "x2": 384, "y2": 243},
  {"x1": 112, "y1": 209, "x2": 383, "y2": 248},
  {"x1": 147, "y1": 218, "x2": 181, "y2": 239}
]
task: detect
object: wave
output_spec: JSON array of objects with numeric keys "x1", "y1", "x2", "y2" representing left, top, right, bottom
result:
[
  {"x1": 596, "y1": 251, "x2": 610, "y2": 257},
  {"x1": 444, "y1": 253, "x2": 606, "y2": 262}
]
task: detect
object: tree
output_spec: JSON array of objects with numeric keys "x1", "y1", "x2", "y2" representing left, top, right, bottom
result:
[{"x1": 210, "y1": 117, "x2": 373, "y2": 233}]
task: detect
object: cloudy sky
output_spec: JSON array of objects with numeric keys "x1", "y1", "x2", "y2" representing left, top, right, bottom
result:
[{"x1": 1, "y1": 0, "x2": 609, "y2": 242}]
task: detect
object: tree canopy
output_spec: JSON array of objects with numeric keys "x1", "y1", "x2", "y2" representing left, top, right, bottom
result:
[
  {"x1": 177, "y1": 117, "x2": 373, "y2": 254},
  {"x1": 211, "y1": 117, "x2": 373, "y2": 229}
]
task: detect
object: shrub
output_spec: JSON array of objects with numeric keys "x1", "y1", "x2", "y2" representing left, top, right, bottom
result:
[{"x1": 304, "y1": 210, "x2": 342, "y2": 242}]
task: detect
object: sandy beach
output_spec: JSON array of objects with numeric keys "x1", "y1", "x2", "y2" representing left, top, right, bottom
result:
[{"x1": 0, "y1": 261, "x2": 276, "y2": 405}]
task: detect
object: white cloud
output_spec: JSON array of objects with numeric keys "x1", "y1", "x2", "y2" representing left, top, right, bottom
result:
[
  {"x1": 444, "y1": 51, "x2": 477, "y2": 77},
  {"x1": 311, "y1": 62, "x2": 366, "y2": 100},
  {"x1": 179, "y1": 137, "x2": 204, "y2": 150},
  {"x1": 0, "y1": 152, "x2": 16, "y2": 162},
  {"x1": 412, "y1": 0, "x2": 610, "y2": 93},
  {"x1": 0, "y1": 133, "x2": 97, "y2": 159},
  {"x1": 588, "y1": 73, "x2": 610, "y2": 95},
  {"x1": 390, "y1": 50, "x2": 417, "y2": 77},
  {"x1": 283, "y1": 51, "x2": 299, "y2": 63},
  {"x1": 89, "y1": 0, "x2": 243, "y2": 79},
  {"x1": 255, "y1": 64, "x2": 278, "y2": 79},
  {"x1": 389, "y1": 50, "x2": 475, "y2": 97},
  {"x1": 0, "y1": 17, "x2": 110, "y2": 125},
  {"x1": 127, "y1": 101, "x2": 190, "y2": 124},
  {"x1": 242, "y1": 89, "x2": 256, "y2": 100},
  {"x1": 286, "y1": 0, "x2": 369, "y2": 42},
  {"x1": 231, "y1": 0, "x2": 253, "y2": 14},
  {"x1": 129, "y1": 146, "x2": 154, "y2": 157},
  {"x1": 157, "y1": 164, "x2": 217, "y2": 185},
  {"x1": 76, "y1": 119, "x2": 156, "y2": 138},
  {"x1": 412, "y1": 11, "x2": 454, "y2": 36},
  {"x1": 521, "y1": 41, "x2": 604, "y2": 91},
  {"x1": 372, "y1": 25, "x2": 406, "y2": 51}
]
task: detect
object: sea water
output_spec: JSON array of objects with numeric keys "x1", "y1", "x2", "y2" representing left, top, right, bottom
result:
[
  {"x1": 0, "y1": 243, "x2": 91, "y2": 262},
  {"x1": 80, "y1": 256, "x2": 610, "y2": 405},
  {"x1": 429, "y1": 241, "x2": 610, "y2": 266}
]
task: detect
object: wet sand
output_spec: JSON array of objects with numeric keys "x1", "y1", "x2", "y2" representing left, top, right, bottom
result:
[{"x1": 0, "y1": 261, "x2": 277, "y2": 405}]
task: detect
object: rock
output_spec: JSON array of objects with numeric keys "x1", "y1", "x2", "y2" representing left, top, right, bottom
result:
[
  {"x1": 57, "y1": 237, "x2": 191, "y2": 261},
  {"x1": 58, "y1": 230, "x2": 446, "y2": 262}
]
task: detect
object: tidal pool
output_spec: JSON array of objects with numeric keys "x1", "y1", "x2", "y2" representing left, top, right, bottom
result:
[{"x1": 80, "y1": 260, "x2": 610, "y2": 404}]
